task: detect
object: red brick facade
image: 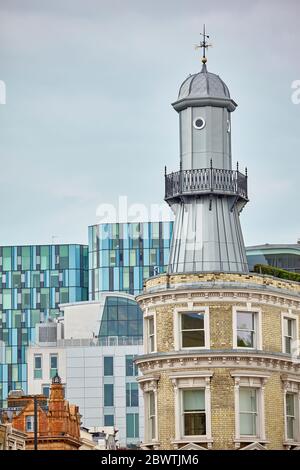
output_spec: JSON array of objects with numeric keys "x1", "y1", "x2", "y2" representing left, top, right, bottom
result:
[{"x1": 7, "y1": 375, "x2": 81, "y2": 450}]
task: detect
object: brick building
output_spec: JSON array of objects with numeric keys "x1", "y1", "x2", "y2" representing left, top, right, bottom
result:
[
  {"x1": 4, "y1": 373, "x2": 81, "y2": 450},
  {"x1": 136, "y1": 273, "x2": 300, "y2": 449}
]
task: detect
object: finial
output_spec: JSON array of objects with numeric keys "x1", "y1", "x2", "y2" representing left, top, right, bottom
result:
[
  {"x1": 52, "y1": 371, "x2": 61, "y2": 384},
  {"x1": 236, "y1": 161, "x2": 239, "y2": 171},
  {"x1": 210, "y1": 158, "x2": 213, "y2": 169},
  {"x1": 195, "y1": 24, "x2": 211, "y2": 66},
  {"x1": 245, "y1": 167, "x2": 248, "y2": 177},
  {"x1": 164, "y1": 165, "x2": 167, "y2": 176}
]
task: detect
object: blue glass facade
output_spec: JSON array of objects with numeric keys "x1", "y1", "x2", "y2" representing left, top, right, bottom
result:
[
  {"x1": 0, "y1": 244, "x2": 88, "y2": 407},
  {"x1": 88, "y1": 222, "x2": 174, "y2": 298}
]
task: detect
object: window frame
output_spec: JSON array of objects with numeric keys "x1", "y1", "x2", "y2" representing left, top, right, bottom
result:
[
  {"x1": 104, "y1": 414, "x2": 114, "y2": 426},
  {"x1": 147, "y1": 390, "x2": 156, "y2": 442},
  {"x1": 285, "y1": 392, "x2": 297, "y2": 440},
  {"x1": 104, "y1": 356, "x2": 114, "y2": 376},
  {"x1": 232, "y1": 307, "x2": 262, "y2": 350},
  {"x1": 125, "y1": 355, "x2": 138, "y2": 377},
  {"x1": 144, "y1": 311, "x2": 156, "y2": 354},
  {"x1": 104, "y1": 383, "x2": 114, "y2": 407},
  {"x1": 238, "y1": 387, "x2": 258, "y2": 437},
  {"x1": 137, "y1": 376, "x2": 159, "y2": 445},
  {"x1": 49, "y1": 353, "x2": 58, "y2": 379},
  {"x1": 34, "y1": 354, "x2": 42, "y2": 380},
  {"x1": 126, "y1": 382, "x2": 139, "y2": 407},
  {"x1": 282, "y1": 378, "x2": 300, "y2": 444},
  {"x1": 42, "y1": 384, "x2": 50, "y2": 398},
  {"x1": 181, "y1": 388, "x2": 206, "y2": 438},
  {"x1": 25, "y1": 415, "x2": 34, "y2": 433},
  {"x1": 231, "y1": 372, "x2": 269, "y2": 446},
  {"x1": 170, "y1": 372, "x2": 213, "y2": 445},
  {"x1": 126, "y1": 412, "x2": 139, "y2": 439},
  {"x1": 281, "y1": 311, "x2": 299, "y2": 356},
  {"x1": 174, "y1": 307, "x2": 210, "y2": 351}
]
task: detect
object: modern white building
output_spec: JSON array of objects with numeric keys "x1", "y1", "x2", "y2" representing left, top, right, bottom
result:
[{"x1": 27, "y1": 292, "x2": 144, "y2": 448}]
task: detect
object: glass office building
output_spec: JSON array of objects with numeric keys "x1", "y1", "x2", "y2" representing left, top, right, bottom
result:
[
  {"x1": 246, "y1": 243, "x2": 300, "y2": 273},
  {"x1": 0, "y1": 244, "x2": 88, "y2": 408},
  {"x1": 88, "y1": 222, "x2": 173, "y2": 298}
]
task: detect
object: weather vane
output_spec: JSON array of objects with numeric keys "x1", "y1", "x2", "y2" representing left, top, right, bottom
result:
[{"x1": 195, "y1": 24, "x2": 212, "y2": 64}]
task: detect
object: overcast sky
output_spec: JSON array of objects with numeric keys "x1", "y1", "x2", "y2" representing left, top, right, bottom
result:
[{"x1": 0, "y1": 0, "x2": 299, "y2": 246}]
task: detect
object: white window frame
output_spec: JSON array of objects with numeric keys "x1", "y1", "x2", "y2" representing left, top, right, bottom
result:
[
  {"x1": 25, "y1": 415, "x2": 34, "y2": 433},
  {"x1": 147, "y1": 390, "x2": 157, "y2": 442},
  {"x1": 144, "y1": 311, "x2": 156, "y2": 354},
  {"x1": 170, "y1": 372, "x2": 213, "y2": 446},
  {"x1": 282, "y1": 377, "x2": 300, "y2": 445},
  {"x1": 238, "y1": 387, "x2": 259, "y2": 437},
  {"x1": 137, "y1": 376, "x2": 159, "y2": 446},
  {"x1": 281, "y1": 311, "x2": 299, "y2": 356},
  {"x1": 285, "y1": 393, "x2": 297, "y2": 440},
  {"x1": 231, "y1": 372, "x2": 270, "y2": 447},
  {"x1": 174, "y1": 306, "x2": 210, "y2": 351},
  {"x1": 232, "y1": 307, "x2": 262, "y2": 350},
  {"x1": 181, "y1": 388, "x2": 206, "y2": 438}
]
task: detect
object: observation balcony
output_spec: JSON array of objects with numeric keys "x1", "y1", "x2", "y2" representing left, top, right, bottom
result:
[{"x1": 164, "y1": 166, "x2": 248, "y2": 203}]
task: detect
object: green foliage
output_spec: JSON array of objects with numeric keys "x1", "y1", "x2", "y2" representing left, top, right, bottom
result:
[{"x1": 254, "y1": 264, "x2": 300, "y2": 283}]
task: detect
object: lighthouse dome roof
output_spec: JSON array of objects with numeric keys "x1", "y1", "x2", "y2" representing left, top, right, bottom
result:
[{"x1": 178, "y1": 64, "x2": 230, "y2": 100}]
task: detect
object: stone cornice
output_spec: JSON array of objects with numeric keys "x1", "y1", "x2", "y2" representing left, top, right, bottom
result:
[
  {"x1": 137, "y1": 272, "x2": 300, "y2": 301},
  {"x1": 137, "y1": 286, "x2": 300, "y2": 312},
  {"x1": 136, "y1": 350, "x2": 300, "y2": 377}
]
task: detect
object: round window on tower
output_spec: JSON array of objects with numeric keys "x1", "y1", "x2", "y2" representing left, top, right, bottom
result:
[{"x1": 193, "y1": 117, "x2": 206, "y2": 130}]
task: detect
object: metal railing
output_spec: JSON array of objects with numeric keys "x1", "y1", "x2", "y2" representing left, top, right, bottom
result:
[
  {"x1": 165, "y1": 167, "x2": 248, "y2": 201},
  {"x1": 53, "y1": 336, "x2": 143, "y2": 348}
]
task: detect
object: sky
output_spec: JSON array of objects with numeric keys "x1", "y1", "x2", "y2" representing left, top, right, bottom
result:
[{"x1": 0, "y1": 0, "x2": 300, "y2": 246}]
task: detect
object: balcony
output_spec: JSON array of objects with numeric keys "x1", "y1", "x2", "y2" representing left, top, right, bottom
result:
[{"x1": 164, "y1": 167, "x2": 248, "y2": 202}]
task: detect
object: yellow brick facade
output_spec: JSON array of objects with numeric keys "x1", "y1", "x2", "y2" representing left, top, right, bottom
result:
[
  {"x1": 136, "y1": 272, "x2": 300, "y2": 450},
  {"x1": 210, "y1": 368, "x2": 235, "y2": 449}
]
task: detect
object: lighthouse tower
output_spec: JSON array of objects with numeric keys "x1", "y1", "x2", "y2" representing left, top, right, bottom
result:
[
  {"x1": 165, "y1": 27, "x2": 248, "y2": 273},
  {"x1": 136, "y1": 30, "x2": 300, "y2": 452}
]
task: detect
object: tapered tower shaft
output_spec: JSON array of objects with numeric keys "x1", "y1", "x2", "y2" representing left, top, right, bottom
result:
[{"x1": 165, "y1": 62, "x2": 248, "y2": 273}]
